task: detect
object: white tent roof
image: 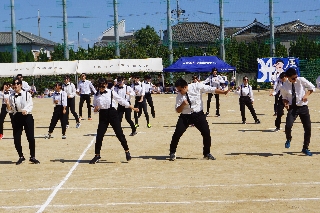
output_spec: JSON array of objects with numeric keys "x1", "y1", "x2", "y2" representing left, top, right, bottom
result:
[{"x1": 0, "y1": 58, "x2": 163, "y2": 77}]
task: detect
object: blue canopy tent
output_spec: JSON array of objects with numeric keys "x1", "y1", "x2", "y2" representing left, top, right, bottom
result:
[{"x1": 163, "y1": 56, "x2": 236, "y2": 73}]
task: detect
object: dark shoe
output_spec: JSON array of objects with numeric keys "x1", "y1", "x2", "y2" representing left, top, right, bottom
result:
[
  {"x1": 152, "y1": 112, "x2": 155, "y2": 118},
  {"x1": 204, "y1": 153, "x2": 216, "y2": 160},
  {"x1": 169, "y1": 152, "x2": 176, "y2": 161},
  {"x1": 285, "y1": 140, "x2": 291, "y2": 149},
  {"x1": 45, "y1": 133, "x2": 51, "y2": 139},
  {"x1": 89, "y1": 155, "x2": 101, "y2": 164},
  {"x1": 205, "y1": 112, "x2": 210, "y2": 117},
  {"x1": 129, "y1": 131, "x2": 137, "y2": 136},
  {"x1": 125, "y1": 151, "x2": 131, "y2": 161},
  {"x1": 29, "y1": 157, "x2": 40, "y2": 164},
  {"x1": 274, "y1": 128, "x2": 280, "y2": 132},
  {"x1": 255, "y1": 120, "x2": 261, "y2": 124},
  {"x1": 215, "y1": 114, "x2": 220, "y2": 117},
  {"x1": 16, "y1": 157, "x2": 25, "y2": 165},
  {"x1": 62, "y1": 135, "x2": 67, "y2": 139},
  {"x1": 273, "y1": 113, "x2": 277, "y2": 116},
  {"x1": 302, "y1": 149, "x2": 312, "y2": 156},
  {"x1": 242, "y1": 121, "x2": 246, "y2": 124}
]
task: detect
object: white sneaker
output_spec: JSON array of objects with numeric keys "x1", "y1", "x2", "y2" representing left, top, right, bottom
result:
[
  {"x1": 62, "y1": 135, "x2": 66, "y2": 139},
  {"x1": 45, "y1": 133, "x2": 51, "y2": 139},
  {"x1": 66, "y1": 125, "x2": 69, "y2": 129},
  {"x1": 76, "y1": 123, "x2": 81, "y2": 128}
]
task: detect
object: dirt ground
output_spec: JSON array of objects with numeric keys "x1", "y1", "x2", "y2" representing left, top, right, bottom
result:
[{"x1": 0, "y1": 89, "x2": 320, "y2": 213}]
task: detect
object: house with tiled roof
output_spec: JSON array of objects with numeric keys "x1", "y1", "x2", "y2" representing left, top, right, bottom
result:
[
  {"x1": 163, "y1": 22, "x2": 220, "y2": 47},
  {"x1": 0, "y1": 30, "x2": 57, "y2": 60},
  {"x1": 256, "y1": 20, "x2": 320, "y2": 49},
  {"x1": 231, "y1": 19, "x2": 269, "y2": 43},
  {"x1": 95, "y1": 19, "x2": 134, "y2": 46}
]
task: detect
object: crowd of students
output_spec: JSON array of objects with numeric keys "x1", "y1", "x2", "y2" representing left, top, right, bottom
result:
[{"x1": 0, "y1": 67, "x2": 316, "y2": 165}]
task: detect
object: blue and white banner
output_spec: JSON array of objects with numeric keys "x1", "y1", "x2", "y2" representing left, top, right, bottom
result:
[{"x1": 257, "y1": 57, "x2": 299, "y2": 82}]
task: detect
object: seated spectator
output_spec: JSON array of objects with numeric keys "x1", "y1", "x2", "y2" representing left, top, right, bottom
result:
[{"x1": 152, "y1": 83, "x2": 162, "y2": 94}]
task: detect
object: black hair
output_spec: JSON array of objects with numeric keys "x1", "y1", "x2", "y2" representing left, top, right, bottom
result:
[
  {"x1": 98, "y1": 78, "x2": 107, "y2": 85},
  {"x1": 275, "y1": 59, "x2": 284, "y2": 64},
  {"x1": 175, "y1": 78, "x2": 188, "y2": 87},
  {"x1": 243, "y1": 76, "x2": 249, "y2": 80},
  {"x1": 144, "y1": 75, "x2": 151, "y2": 80},
  {"x1": 65, "y1": 75, "x2": 70, "y2": 79},
  {"x1": 279, "y1": 72, "x2": 286, "y2": 79},
  {"x1": 1, "y1": 82, "x2": 10, "y2": 91},
  {"x1": 117, "y1": 76, "x2": 124, "y2": 82},
  {"x1": 285, "y1": 68, "x2": 297, "y2": 77},
  {"x1": 211, "y1": 67, "x2": 218, "y2": 72},
  {"x1": 16, "y1": 74, "x2": 22, "y2": 78},
  {"x1": 13, "y1": 79, "x2": 22, "y2": 85},
  {"x1": 192, "y1": 75, "x2": 198, "y2": 80},
  {"x1": 55, "y1": 82, "x2": 63, "y2": 87}
]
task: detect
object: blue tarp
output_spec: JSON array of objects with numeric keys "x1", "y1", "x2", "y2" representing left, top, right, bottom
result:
[{"x1": 163, "y1": 56, "x2": 236, "y2": 73}]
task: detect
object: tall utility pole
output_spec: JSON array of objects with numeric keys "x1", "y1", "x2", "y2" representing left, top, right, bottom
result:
[
  {"x1": 219, "y1": 0, "x2": 225, "y2": 61},
  {"x1": 269, "y1": 0, "x2": 275, "y2": 57},
  {"x1": 38, "y1": 9, "x2": 40, "y2": 37},
  {"x1": 10, "y1": 0, "x2": 17, "y2": 63},
  {"x1": 167, "y1": 0, "x2": 173, "y2": 65},
  {"x1": 62, "y1": 0, "x2": 69, "y2": 60},
  {"x1": 113, "y1": 0, "x2": 120, "y2": 57}
]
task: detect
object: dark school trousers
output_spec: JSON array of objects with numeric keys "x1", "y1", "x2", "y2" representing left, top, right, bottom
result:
[
  {"x1": 134, "y1": 96, "x2": 149, "y2": 124},
  {"x1": 117, "y1": 103, "x2": 136, "y2": 133},
  {"x1": 239, "y1": 96, "x2": 258, "y2": 122},
  {"x1": 170, "y1": 111, "x2": 211, "y2": 156},
  {"x1": 0, "y1": 104, "x2": 13, "y2": 134},
  {"x1": 274, "y1": 92, "x2": 280, "y2": 114},
  {"x1": 285, "y1": 105, "x2": 311, "y2": 149},
  {"x1": 11, "y1": 113, "x2": 35, "y2": 158},
  {"x1": 66, "y1": 97, "x2": 79, "y2": 125},
  {"x1": 95, "y1": 108, "x2": 129, "y2": 155},
  {"x1": 49, "y1": 105, "x2": 67, "y2": 135},
  {"x1": 144, "y1": 92, "x2": 155, "y2": 117},
  {"x1": 275, "y1": 96, "x2": 284, "y2": 129},
  {"x1": 79, "y1": 94, "x2": 91, "y2": 118},
  {"x1": 207, "y1": 93, "x2": 219, "y2": 115}
]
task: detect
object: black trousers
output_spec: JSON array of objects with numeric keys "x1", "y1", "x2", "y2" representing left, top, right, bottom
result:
[
  {"x1": 134, "y1": 96, "x2": 149, "y2": 124},
  {"x1": 144, "y1": 93, "x2": 155, "y2": 117},
  {"x1": 285, "y1": 105, "x2": 311, "y2": 149},
  {"x1": 239, "y1": 96, "x2": 258, "y2": 122},
  {"x1": 274, "y1": 92, "x2": 280, "y2": 114},
  {"x1": 170, "y1": 111, "x2": 211, "y2": 156},
  {"x1": 12, "y1": 113, "x2": 35, "y2": 158},
  {"x1": 275, "y1": 96, "x2": 284, "y2": 129},
  {"x1": 95, "y1": 108, "x2": 129, "y2": 154},
  {"x1": 0, "y1": 104, "x2": 13, "y2": 134},
  {"x1": 79, "y1": 94, "x2": 91, "y2": 118},
  {"x1": 49, "y1": 105, "x2": 67, "y2": 135},
  {"x1": 66, "y1": 97, "x2": 79, "y2": 124},
  {"x1": 117, "y1": 103, "x2": 136, "y2": 133},
  {"x1": 207, "y1": 93, "x2": 219, "y2": 115}
]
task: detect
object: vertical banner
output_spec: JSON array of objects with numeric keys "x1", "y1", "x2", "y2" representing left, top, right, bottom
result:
[{"x1": 257, "y1": 57, "x2": 299, "y2": 82}]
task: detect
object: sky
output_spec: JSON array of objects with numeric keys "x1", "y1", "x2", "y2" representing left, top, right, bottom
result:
[{"x1": 1, "y1": 0, "x2": 320, "y2": 48}]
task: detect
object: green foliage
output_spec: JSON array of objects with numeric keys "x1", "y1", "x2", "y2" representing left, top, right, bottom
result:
[
  {"x1": 289, "y1": 35, "x2": 320, "y2": 59},
  {"x1": 0, "y1": 51, "x2": 12, "y2": 63}
]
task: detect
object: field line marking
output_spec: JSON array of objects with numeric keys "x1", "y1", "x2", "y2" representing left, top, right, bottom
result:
[
  {"x1": 36, "y1": 136, "x2": 96, "y2": 213},
  {"x1": 2, "y1": 197, "x2": 320, "y2": 209}
]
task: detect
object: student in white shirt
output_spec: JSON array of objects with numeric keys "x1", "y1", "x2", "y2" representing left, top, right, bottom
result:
[
  {"x1": 143, "y1": 75, "x2": 156, "y2": 118},
  {"x1": 76, "y1": 73, "x2": 97, "y2": 120},
  {"x1": 202, "y1": 68, "x2": 222, "y2": 117},
  {"x1": 5, "y1": 79, "x2": 40, "y2": 165},
  {"x1": 45, "y1": 82, "x2": 68, "y2": 139},
  {"x1": 89, "y1": 78, "x2": 139, "y2": 164},
  {"x1": 16, "y1": 74, "x2": 31, "y2": 92},
  {"x1": 280, "y1": 68, "x2": 315, "y2": 156},
  {"x1": 0, "y1": 82, "x2": 13, "y2": 139},
  {"x1": 269, "y1": 72, "x2": 287, "y2": 132},
  {"x1": 234, "y1": 76, "x2": 260, "y2": 124},
  {"x1": 169, "y1": 78, "x2": 229, "y2": 161},
  {"x1": 114, "y1": 76, "x2": 137, "y2": 136},
  {"x1": 63, "y1": 76, "x2": 81, "y2": 128},
  {"x1": 132, "y1": 76, "x2": 151, "y2": 128}
]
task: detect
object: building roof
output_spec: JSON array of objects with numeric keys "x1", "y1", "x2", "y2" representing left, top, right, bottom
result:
[
  {"x1": 166, "y1": 22, "x2": 220, "y2": 43},
  {"x1": 0, "y1": 31, "x2": 57, "y2": 46},
  {"x1": 232, "y1": 18, "x2": 269, "y2": 37},
  {"x1": 256, "y1": 20, "x2": 320, "y2": 37}
]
